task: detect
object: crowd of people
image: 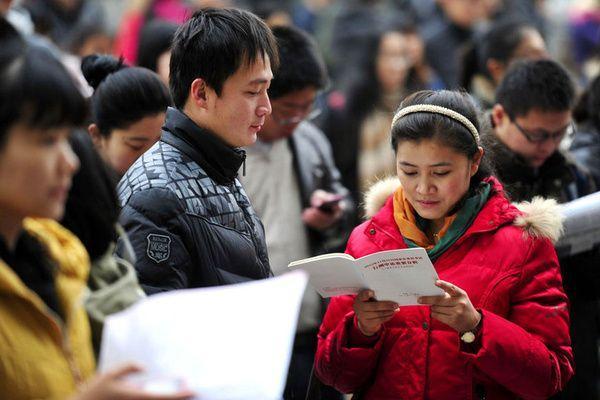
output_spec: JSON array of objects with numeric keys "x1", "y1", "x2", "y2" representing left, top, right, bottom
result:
[{"x1": 1, "y1": 0, "x2": 599, "y2": 399}]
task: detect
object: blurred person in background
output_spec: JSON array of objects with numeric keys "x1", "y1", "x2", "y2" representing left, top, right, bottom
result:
[
  {"x1": 571, "y1": 73, "x2": 600, "y2": 186},
  {"x1": 485, "y1": 59, "x2": 599, "y2": 400},
  {"x1": 82, "y1": 53, "x2": 171, "y2": 176},
  {"x1": 461, "y1": 18, "x2": 548, "y2": 108},
  {"x1": 422, "y1": 0, "x2": 496, "y2": 88},
  {"x1": 67, "y1": 21, "x2": 113, "y2": 58},
  {"x1": 21, "y1": 0, "x2": 105, "y2": 51},
  {"x1": 136, "y1": 19, "x2": 178, "y2": 85},
  {"x1": 113, "y1": 0, "x2": 231, "y2": 65},
  {"x1": 320, "y1": 22, "x2": 433, "y2": 224},
  {"x1": 0, "y1": 18, "x2": 192, "y2": 400},
  {"x1": 239, "y1": 25, "x2": 349, "y2": 399}
]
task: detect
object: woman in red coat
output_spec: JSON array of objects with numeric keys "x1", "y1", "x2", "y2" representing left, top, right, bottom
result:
[{"x1": 315, "y1": 90, "x2": 573, "y2": 399}]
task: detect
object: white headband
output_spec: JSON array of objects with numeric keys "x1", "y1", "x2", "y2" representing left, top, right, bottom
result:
[{"x1": 391, "y1": 104, "x2": 480, "y2": 143}]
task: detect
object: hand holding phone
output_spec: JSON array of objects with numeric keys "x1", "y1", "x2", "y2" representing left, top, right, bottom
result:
[{"x1": 317, "y1": 194, "x2": 343, "y2": 213}]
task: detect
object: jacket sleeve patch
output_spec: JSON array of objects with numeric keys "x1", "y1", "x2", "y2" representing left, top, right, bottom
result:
[{"x1": 146, "y1": 234, "x2": 172, "y2": 263}]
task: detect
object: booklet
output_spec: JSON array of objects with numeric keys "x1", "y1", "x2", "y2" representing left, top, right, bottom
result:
[{"x1": 288, "y1": 247, "x2": 444, "y2": 305}]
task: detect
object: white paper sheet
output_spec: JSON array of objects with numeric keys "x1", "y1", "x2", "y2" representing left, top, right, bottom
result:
[
  {"x1": 98, "y1": 271, "x2": 308, "y2": 400},
  {"x1": 556, "y1": 191, "x2": 600, "y2": 256}
]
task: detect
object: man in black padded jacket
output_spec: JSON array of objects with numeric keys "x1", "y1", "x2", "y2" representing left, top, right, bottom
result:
[{"x1": 116, "y1": 8, "x2": 278, "y2": 294}]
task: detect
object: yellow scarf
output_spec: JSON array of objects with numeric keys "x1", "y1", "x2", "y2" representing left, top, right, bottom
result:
[{"x1": 392, "y1": 187, "x2": 457, "y2": 249}]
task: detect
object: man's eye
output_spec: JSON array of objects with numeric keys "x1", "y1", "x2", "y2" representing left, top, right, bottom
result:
[
  {"x1": 434, "y1": 171, "x2": 450, "y2": 176},
  {"x1": 247, "y1": 91, "x2": 260, "y2": 96},
  {"x1": 402, "y1": 171, "x2": 417, "y2": 176}
]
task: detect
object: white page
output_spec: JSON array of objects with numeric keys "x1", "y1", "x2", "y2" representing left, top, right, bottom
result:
[
  {"x1": 288, "y1": 255, "x2": 365, "y2": 297},
  {"x1": 99, "y1": 271, "x2": 308, "y2": 400},
  {"x1": 359, "y1": 248, "x2": 444, "y2": 305}
]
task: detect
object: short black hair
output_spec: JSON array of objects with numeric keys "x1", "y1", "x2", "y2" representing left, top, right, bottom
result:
[
  {"x1": 392, "y1": 90, "x2": 493, "y2": 189},
  {"x1": 137, "y1": 20, "x2": 178, "y2": 73},
  {"x1": 268, "y1": 25, "x2": 328, "y2": 99},
  {"x1": 495, "y1": 59, "x2": 575, "y2": 118},
  {"x1": 169, "y1": 7, "x2": 279, "y2": 109},
  {"x1": 82, "y1": 54, "x2": 172, "y2": 137},
  {"x1": 0, "y1": 18, "x2": 87, "y2": 148}
]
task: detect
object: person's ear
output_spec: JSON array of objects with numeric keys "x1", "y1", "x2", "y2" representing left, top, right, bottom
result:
[
  {"x1": 491, "y1": 103, "x2": 507, "y2": 129},
  {"x1": 470, "y1": 146, "x2": 484, "y2": 177},
  {"x1": 87, "y1": 123, "x2": 103, "y2": 148},
  {"x1": 486, "y1": 59, "x2": 506, "y2": 85},
  {"x1": 189, "y1": 78, "x2": 211, "y2": 110}
]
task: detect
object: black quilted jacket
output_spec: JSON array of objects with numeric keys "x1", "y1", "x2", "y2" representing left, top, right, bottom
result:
[{"x1": 116, "y1": 107, "x2": 272, "y2": 294}]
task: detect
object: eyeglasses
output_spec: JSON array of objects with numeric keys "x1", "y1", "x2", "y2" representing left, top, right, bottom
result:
[
  {"x1": 271, "y1": 102, "x2": 322, "y2": 126},
  {"x1": 511, "y1": 118, "x2": 576, "y2": 144}
]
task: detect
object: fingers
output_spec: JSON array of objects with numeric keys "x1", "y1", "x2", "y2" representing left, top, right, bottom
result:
[
  {"x1": 355, "y1": 290, "x2": 398, "y2": 310},
  {"x1": 435, "y1": 280, "x2": 464, "y2": 297},
  {"x1": 105, "y1": 363, "x2": 144, "y2": 379}
]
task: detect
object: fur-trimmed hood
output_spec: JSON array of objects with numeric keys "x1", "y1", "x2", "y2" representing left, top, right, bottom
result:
[{"x1": 363, "y1": 177, "x2": 564, "y2": 243}]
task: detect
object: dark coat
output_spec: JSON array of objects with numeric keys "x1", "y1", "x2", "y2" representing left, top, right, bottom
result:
[
  {"x1": 289, "y1": 121, "x2": 354, "y2": 254},
  {"x1": 116, "y1": 107, "x2": 271, "y2": 294},
  {"x1": 570, "y1": 122, "x2": 600, "y2": 187},
  {"x1": 484, "y1": 131, "x2": 599, "y2": 399}
]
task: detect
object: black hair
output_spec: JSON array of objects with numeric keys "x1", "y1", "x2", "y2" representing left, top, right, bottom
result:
[
  {"x1": 82, "y1": 54, "x2": 172, "y2": 137},
  {"x1": 574, "y1": 74, "x2": 600, "y2": 131},
  {"x1": 495, "y1": 59, "x2": 575, "y2": 118},
  {"x1": 391, "y1": 90, "x2": 493, "y2": 189},
  {"x1": 268, "y1": 25, "x2": 327, "y2": 100},
  {"x1": 169, "y1": 7, "x2": 279, "y2": 109},
  {"x1": 461, "y1": 19, "x2": 540, "y2": 88},
  {"x1": 0, "y1": 18, "x2": 87, "y2": 148},
  {"x1": 137, "y1": 20, "x2": 178, "y2": 73},
  {"x1": 67, "y1": 21, "x2": 110, "y2": 56},
  {"x1": 61, "y1": 130, "x2": 119, "y2": 261},
  {"x1": 343, "y1": 22, "x2": 427, "y2": 124}
]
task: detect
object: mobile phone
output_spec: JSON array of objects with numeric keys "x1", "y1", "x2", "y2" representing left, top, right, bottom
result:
[{"x1": 317, "y1": 195, "x2": 343, "y2": 213}]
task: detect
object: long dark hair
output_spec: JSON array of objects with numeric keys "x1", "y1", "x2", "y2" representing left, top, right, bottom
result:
[
  {"x1": 344, "y1": 23, "x2": 427, "y2": 125},
  {"x1": 61, "y1": 130, "x2": 119, "y2": 261},
  {"x1": 391, "y1": 90, "x2": 494, "y2": 190}
]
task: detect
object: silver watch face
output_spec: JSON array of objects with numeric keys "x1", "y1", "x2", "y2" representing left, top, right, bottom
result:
[{"x1": 461, "y1": 331, "x2": 476, "y2": 343}]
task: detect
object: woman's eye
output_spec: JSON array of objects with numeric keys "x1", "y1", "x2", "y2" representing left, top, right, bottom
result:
[
  {"x1": 126, "y1": 143, "x2": 144, "y2": 151},
  {"x1": 402, "y1": 171, "x2": 417, "y2": 176},
  {"x1": 434, "y1": 171, "x2": 450, "y2": 176}
]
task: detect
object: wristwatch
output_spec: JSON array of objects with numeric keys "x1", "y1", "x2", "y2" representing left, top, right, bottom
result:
[{"x1": 460, "y1": 316, "x2": 482, "y2": 344}]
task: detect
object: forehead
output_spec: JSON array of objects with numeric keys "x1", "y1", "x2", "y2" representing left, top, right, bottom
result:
[
  {"x1": 396, "y1": 139, "x2": 467, "y2": 164},
  {"x1": 225, "y1": 54, "x2": 273, "y2": 87},
  {"x1": 516, "y1": 108, "x2": 571, "y2": 128},
  {"x1": 274, "y1": 87, "x2": 318, "y2": 104}
]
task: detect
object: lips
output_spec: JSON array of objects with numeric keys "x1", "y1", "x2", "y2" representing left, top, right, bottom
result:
[{"x1": 417, "y1": 200, "x2": 440, "y2": 208}]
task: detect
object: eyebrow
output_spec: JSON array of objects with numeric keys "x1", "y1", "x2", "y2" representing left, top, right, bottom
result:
[
  {"x1": 399, "y1": 161, "x2": 452, "y2": 167},
  {"x1": 248, "y1": 78, "x2": 271, "y2": 85}
]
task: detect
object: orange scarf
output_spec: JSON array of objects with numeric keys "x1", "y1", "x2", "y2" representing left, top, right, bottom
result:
[{"x1": 392, "y1": 187, "x2": 457, "y2": 250}]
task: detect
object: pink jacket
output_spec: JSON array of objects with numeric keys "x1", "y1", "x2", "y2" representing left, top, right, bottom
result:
[{"x1": 315, "y1": 177, "x2": 573, "y2": 399}]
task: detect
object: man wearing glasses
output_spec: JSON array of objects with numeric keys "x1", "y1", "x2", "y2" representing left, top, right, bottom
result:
[
  {"x1": 487, "y1": 59, "x2": 598, "y2": 400},
  {"x1": 239, "y1": 25, "x2": 350, "y2": 400}
]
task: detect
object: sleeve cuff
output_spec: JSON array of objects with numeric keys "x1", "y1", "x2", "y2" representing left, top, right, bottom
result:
[{"x1": 348, "y1": 315, "x2": 382, "y2": 348}]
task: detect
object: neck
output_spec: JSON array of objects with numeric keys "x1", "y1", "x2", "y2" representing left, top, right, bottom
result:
[{"x1": 0, "y1": 211, "x2": 24, "y2": 251}]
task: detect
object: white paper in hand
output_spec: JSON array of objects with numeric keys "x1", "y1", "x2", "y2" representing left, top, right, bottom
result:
[{"x1": 98, "y1": 271, "x2": 308, "y2": 400}]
